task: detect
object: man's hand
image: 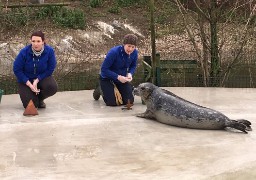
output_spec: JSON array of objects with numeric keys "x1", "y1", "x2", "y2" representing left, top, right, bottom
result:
[
  {"x1": 126, "y1": 73, "x2": 132, "y2": 82},
  {"x1": 26, "y1": 80, "x2": 40, "y2": 94},
  {"x1": 33, "y1": 78, "x2": 39, "y2": 91},
  {"x1": 117, "y1": 75, "x2": 128, "y2": 83}
]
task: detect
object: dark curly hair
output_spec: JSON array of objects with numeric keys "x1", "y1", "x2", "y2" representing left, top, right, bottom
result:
[{"x1": 123, "y1": 34, "x2": 138, "y2": 46}]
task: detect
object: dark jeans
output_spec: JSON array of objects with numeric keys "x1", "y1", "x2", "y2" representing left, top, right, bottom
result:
[
  {"x1": 100, "y1": 78, "x2": 134, "y2": 106},
  {"x1": 18, "y1": 76, "x2": 58, "y2": 108}
]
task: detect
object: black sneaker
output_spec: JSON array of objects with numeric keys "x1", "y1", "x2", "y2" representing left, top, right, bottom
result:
[
  {"x1": 93, "y1": 85, "x2": 101, "y2": 100},
  {"x1": 38, "y1": 100, "x2": 46, "y2": 108}
]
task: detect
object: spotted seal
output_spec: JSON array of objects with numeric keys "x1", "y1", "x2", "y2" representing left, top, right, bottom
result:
[{"x1": 133, "y1": 82, "x2": 252, "y2": 133}]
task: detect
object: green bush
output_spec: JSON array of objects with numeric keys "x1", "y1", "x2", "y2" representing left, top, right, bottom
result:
[
  {"x1": 35, "y1": 6, "x2": 86, "y2": 29},
  {"x1": 108, "y1": 5, "x2": 120, "y2": 14},
  {"x1": 89, "y1": 0, "x2": 102, "y2": 8},
  {"x1": 36, "y1": 6, "x2": 62, "y2": 20},
  {"x1": 53, "y1": 8, "x2": 86, "y2": 29},
  {"x1": 3, "y1": 8, "x2": 30, "y2": 27},
  {"x1": 1, "y1": 6, "x2": 86, "y2": 30},
  {"x1": 115, "y1": 0, "x2": 146, "y2": 7}
]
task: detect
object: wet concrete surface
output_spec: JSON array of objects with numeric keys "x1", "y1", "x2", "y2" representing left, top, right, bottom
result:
[{"x1": 0, "y1": 87, "x2": 256, "y2": 180}]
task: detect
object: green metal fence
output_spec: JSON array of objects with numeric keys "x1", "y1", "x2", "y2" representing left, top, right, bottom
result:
[{"x1": 2, "y1": 56, "x2": 256, "y2": 95}]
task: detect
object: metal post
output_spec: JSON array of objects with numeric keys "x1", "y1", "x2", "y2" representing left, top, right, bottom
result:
[
  {"x1": 149, "y1": 0, "x2": 156, "y2": 85},
  {"x1": 156, "y1": 53, "x2": 161, "y2": 86}
]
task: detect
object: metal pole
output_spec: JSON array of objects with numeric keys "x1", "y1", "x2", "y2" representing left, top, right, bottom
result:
[{"x1": 149, "y1": 0, "x2": 156, "y2": 85}]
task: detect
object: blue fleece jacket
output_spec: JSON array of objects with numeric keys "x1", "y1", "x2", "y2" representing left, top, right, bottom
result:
[
  {"x1": 13, "y1": 44, "x2": 57, "y2": 83},
  {"x1": 100, "y1": 45, "x2": 138, "y2": 82}
]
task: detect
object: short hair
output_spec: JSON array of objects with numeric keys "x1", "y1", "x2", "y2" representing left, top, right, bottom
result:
[
  {"x1": 123, "y1": 34, "x2": 138, "y2": 46},
  {"x1": 31, "y1": 31, "x2": 45, "y2": 41}
]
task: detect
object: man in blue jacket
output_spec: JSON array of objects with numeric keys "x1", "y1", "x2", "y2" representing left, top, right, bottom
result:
[
  {"x1": 98, "y1": 34, "x2": 138, "y2": 106},
  {"x1": 13, "y1": 31, "x2": 58, "y2": 108}
]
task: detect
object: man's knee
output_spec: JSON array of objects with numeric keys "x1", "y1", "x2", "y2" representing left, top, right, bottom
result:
[
  {"x1": 105, "y1": 102, "x2": 117, "y2": 106},
  {"x1": 104, "y1": 98, "x2": 117, "y2": 106},
  {"x1": 48, "y1": 83, "x2": 58, "y2": 95}
]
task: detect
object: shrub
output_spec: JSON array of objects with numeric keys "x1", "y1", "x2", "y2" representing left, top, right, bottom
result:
[
  {"x1": 115, "y1": 0, "x2": 146, "y2": 7},
  {"x1": 53, "y1": 8, "x2": 86, "y2": 29},
  {"x1": 35, "y1": 6, "x2": 62, "y2": 20},
  {"x1": 1, "y1": 6, "x2": 86, "y2": 30},
  {"x1": 89, "y1": 0, "x2": 103, "y2": 8},
  {"x1": 108, "y1": 5, "x2": 120, "y2": 14},
  {"x1": 2, "y1": 8, "x2": 30, "y2": 27}
]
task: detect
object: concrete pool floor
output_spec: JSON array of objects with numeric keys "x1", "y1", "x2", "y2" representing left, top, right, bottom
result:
[{"x1": 0, "y1": 87, "x2": 256, "y2": 180}]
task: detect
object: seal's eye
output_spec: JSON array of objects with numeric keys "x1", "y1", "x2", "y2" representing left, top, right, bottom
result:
[{"x1": 141, "y1": 87, "x2": 145, "y2": 90}]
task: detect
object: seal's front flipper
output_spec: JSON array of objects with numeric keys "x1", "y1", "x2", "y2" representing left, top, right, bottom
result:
[
  {"x1": 226, "y1": 120, "x2": 248, "y2": 133},
  {"x1": 136, "y1": 110, "x2": 155, "y2": 120}
]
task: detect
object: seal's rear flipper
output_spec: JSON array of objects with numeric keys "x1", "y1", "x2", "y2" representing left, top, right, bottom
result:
[
  {"x1": 226, "y1": 120, "x2": 248, "y2": 133},
  {"x1": 236, "y1": 119, "x2": 252, "y2": 131}
]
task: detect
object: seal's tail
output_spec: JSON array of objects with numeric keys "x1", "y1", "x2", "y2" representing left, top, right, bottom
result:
[{"x1": 226, "y1": 119, "x2": 252, "y2": 133}]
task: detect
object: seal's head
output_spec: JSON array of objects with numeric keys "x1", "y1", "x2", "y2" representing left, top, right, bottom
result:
[{"x1": 133, "y1": 82, "x2": 158, "y2": 100}]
